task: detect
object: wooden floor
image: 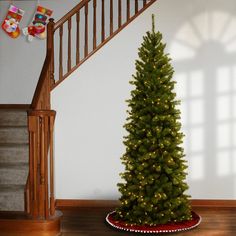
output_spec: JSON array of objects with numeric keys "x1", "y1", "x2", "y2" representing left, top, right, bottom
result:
[
  {"x1": 59, "y1": 206, "x2": 236, "y2": 236},
  {"x1": 2, "y1": 206, "x2": 236, "y2": 236}
]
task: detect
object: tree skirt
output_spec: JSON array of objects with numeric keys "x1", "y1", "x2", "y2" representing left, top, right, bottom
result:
[{"x1": 106, "y1": 211, "x2": 201, "y2": 234}]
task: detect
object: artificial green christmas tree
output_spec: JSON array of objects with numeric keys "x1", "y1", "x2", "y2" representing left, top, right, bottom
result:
[{"x1": 106, "y1": 16, "x2": 201, "y2": 233}]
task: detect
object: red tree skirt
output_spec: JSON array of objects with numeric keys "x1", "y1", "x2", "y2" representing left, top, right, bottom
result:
[{"x1": 106, "y1": 211, "x2": 201, "y2": 234}]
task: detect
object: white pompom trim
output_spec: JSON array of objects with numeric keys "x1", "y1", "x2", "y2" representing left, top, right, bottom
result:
[{"x1": 106, "y1": 211, "x2": 202, "y2": 234}]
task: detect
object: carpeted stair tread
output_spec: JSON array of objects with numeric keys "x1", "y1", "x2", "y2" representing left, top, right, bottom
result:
[
  {"x1": 0, "y1": 184, "x2": 25, "y2": 211},
  {"x1": 0, "y1": 109, "x2": 28, "y2": 212},
  {"x1": 0, "y1": 162, "x2": 28, "y2": 169},
  {"x1": 0, "y1": 163, "x2": 28, "y2": 185},
  {"x1": 0, "y1": 110, "x2": 27, "y2": 126},
  {"x1": 0, "y1": 127, "x2": 28, "y2": 144},
  {"x1": 0, "y1": 143, "x2": 28, "y2": 163},
  {"x1": 0, "y1": 184, "x2": 25, "y2": 192}
]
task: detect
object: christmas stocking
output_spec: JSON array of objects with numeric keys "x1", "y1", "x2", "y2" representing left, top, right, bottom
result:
[
  {"x1": 1, "y1": 5, "x2": 25, "y2": 39},
  {"x1": 22, "y1": 5, "x2": 53, "y2": 42}
]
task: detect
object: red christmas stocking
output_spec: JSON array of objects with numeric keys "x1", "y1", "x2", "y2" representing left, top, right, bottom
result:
[
  {"x1": 1, "y1": 5, "x2": 24, "y2": 38},
  {"x1": 22, "y1": 5, "x2": 53, "y2": 42}
]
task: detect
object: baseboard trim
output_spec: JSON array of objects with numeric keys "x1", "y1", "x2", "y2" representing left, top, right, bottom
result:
[
  {"x1": 56, "y1": 199, "x2": 119, "y2": 208},
  {"x1": 56, "y1": 199, "x2": 236, "y2": 208},
  {"x1": 191, "y1": 199, "x2": 236, "y2": 207},
  {"x1": 0, "y1": 104, "x2": 30, "y2": 109}
]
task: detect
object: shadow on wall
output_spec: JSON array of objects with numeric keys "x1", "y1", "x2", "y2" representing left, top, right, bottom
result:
[{"x1": 170, "y1": 10, "x2": 236, "y2": 198}]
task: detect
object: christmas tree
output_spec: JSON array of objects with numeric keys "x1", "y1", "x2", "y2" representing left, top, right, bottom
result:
[{"x1": 115, "y1": 15, "x2": 192, "y2": 226}]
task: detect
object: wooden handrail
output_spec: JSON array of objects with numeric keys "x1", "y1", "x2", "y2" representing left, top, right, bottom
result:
[
  {"x1": 30, "y1": 52, "x2": 52, "y2": 110},
  {"x1": 54, "y1": 0, "x2": 90, "y2": 30},
  {"x1": 31, "y1": 19, "x2": 55, "y2": 110}
]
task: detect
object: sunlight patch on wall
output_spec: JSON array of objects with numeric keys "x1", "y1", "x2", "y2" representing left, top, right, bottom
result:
[
  {"x1": 175, "y1": 22, "x2": 201, "y2": 48},
  {"x1": 189, "y1": 71, "x2": 204, "y2": 97},
  {"x1": 189, "y1": 127, "x2": 204, "y2": 152},
  {"x1": 171, "y1": 11, "x2": 236, "y2": 58},
  {"x1": 221, "y1": 17, "x2": 236, "y2": 52},
  {"x1": 233, "y1": 151, "x2": 236, "y2": 174},
  {"x1": 189, "y1": 155, "x2": 204, "y2": 180},
  {"x1": 217, "y1": 124, "x2": 231, "y2": 148},
  {"x1": 216, "y1": 67, "x2": 231, "y2": 93},
  {"x1": 233, "y1": 124, "x2": 236, "y2": 147},
  {"x1": 233, "y1": 67, "x2": 236, "y2": 89},
  {"x1": 192, "y1": 12, "x2": 210, "y2": 41},
  {"x1": 169, "y1": 42, "x2": 196, "y2": 60},
  {"x1": 169, "y1": 8, "x2": 236, "y2": 197},
  {"x1": 234, "y1": 95, "x2": 236, "y2": 118},
  {"x1": 217, "y1": 151, "x2": 231, "y2": 177},
  {"x1": 174, "y1": 73, "x2": 187, "y2": 99},
  {"x1": 189, "y1": 100, "x2": 204, "y2": 125},
  {"x1": 211, "y1": 11, "x2": 230, "y2": 40},
  {"x1": 217, "y1": 96, "x2": 231, "y2": 121}
]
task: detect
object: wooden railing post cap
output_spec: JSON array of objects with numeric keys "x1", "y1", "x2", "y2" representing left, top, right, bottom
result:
[
  {"x1": 48, "y1": 18, "x2": 55, "y2": 28},
  {"x1": 49, "y1": 18, "x2": 55, "y2": 23}
]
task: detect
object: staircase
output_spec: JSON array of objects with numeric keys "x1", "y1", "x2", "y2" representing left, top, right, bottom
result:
[
  {"x1": 0, "y1": 0, "x2": 157, "y2": 234},
  {"x1": 0, "y1": 108, "x2": 28, "y2": 211}
]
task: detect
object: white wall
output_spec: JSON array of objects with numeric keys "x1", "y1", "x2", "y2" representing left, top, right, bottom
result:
[
  {"x1": 52, "y1": 0, "x2": 236, "y2": 200},
  {"x1": 0, "y1": 0, "x2": 80, "y2": 104}
]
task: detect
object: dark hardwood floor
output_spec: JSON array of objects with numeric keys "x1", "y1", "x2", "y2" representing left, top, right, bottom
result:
[
  {"x1": 59, "y1": 206, "x2": 236, "y2": 236},
  {"x1": 1, "y1": 206, "x2": 236, "y2": 236}
]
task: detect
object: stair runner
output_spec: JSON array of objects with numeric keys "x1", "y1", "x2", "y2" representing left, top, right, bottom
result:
[{"x1": 0, "y1": 109, "x2": 28, "y2": 211}]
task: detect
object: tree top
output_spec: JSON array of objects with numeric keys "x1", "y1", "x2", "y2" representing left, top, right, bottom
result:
[{"x1": 152, "y1": 14, "x2": 155, "y2": 33}]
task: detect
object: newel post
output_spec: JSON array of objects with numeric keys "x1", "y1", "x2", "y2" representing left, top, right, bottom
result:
[
  {"x1": 28, "y1": 110, "x2": 56, "y2": 219},
  {"x1": 47, "y1": 18, "x2": 55, "y2": 89}
]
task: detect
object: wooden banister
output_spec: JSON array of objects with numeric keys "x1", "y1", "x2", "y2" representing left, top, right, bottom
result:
[
  {"x1": 30, "y1": 52, "x2": 51, "y2": 110},
  {"x1": 52, "y1": 0, "x2": 157, "y2": 89},
  {"x1": 27, "y1": 0, "x2": 157, "y2": 222},
  {"x1": 27, "y1": 19, "x2": 56, "y2": 220},
  {"x1": 31, "y1": 19, "x2": 55, "y2": 110}
]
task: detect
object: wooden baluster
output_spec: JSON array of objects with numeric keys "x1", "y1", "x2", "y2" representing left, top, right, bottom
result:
[
  {"x1": 39, "y1": 116, "x2": 45, "y2": 217},
  {"x1": 59, "y1": 26, "x2": 63, "y2": 81},
  {"x1": 135, "y1": 0, "x2": 138, "y2": 14},
  {"x1": 68, "y1": 17, "x2": 72, "y2": 72},
  {"x1": 101, "y1": 0, "x2": 105, "y2": 42},
  {"x1": 93, "y1": 0, "x2": 97, "y2": 50},
  {"x1": 143, "y1": 0, "x2": 147, "y2": 6},
  {"x1": 28, "y1": 116, "x2": 38, "y2": 218},
  {"x1": 110, "y1": 0, "x2": 113, "y2": 35},
  {"x1": 127, "y1": 0, "x2": 130, "y2": 20},
  {"x1": 85, "y1": 3, "x2": 88, "y2": 57},
  {"x1": 46, "y1": 70, "x2": 50, "y2": 110},
  {"x1": 44, "y1": 116, "x2": 49, "y2": 219},
  {"x1": 49, "y1": 113, "x2": 56, "y2": 216},
  {"x1": 76, "y1": 11, "x2": 80, "y2": 64},
  {"x1": 47, "y1": 19, "x2": 55, "y2": 88},
  {"x1": 118, "y1": 0, "x2": 122, "y2": 28}
]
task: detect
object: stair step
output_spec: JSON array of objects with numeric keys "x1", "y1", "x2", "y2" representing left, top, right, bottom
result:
[
  {"x1": 0, "y1": 110, "x2": 27, "y2": 126},
  {"x1": 0, "y1": 163, "x2": 28, "y2": 185},
  {"x1": 0, "y1": 127, "x2": 28, "y2": 144},
  {"x1": 0, "y1": 185, "x2": 25, "y2": 211},
  {"x1": 0, "y1": 143, "x2": 28, "y2": 163}
]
